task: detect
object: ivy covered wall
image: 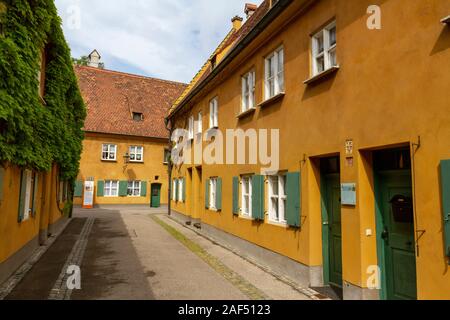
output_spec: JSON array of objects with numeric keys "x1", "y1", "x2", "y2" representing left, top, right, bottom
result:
[{"x1": 0, "y1": 0, "x2": 86, "y2": 181}]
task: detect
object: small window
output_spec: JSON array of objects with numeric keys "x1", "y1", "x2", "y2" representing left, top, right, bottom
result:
[
  {"x1": 264, "y1": 47, "x2": 284, "y2": 100},
  {"x1": 242, "y1": 71, "x2": 256, "y2": 112},
  {"x1": 132, "y1": 112, "x2": 144, "y2": 121},
  {"x1": 211, "y1": 55, "x2": 217, "y2": 69},
  {"x1": 102, "y1": 144, "x2": 117, "y2": 161},
  {"x1": 104, "y1": 180, "x2": 119, "y2": 197},
  {"x1": 209, "y1": 97, "x2": 219, "y2": 129},
  {"x1": 209, "y1": 178, "x2": 218, "y2": 210},
  {"x1": 172, "y1": 179, "x2": 177, "y2": 200},
  {"x1": 268, "y1": 175, "x2": 287, "y2": 224},
  {"x1": 127, "y1": 181, "x2": 141, "y2": 197},
  {"x1": 178, "y1": 178, "x2": 184, "y2": 202},
  {"x1": 164, "y1": 149, "x2": 170, "y2": 164},
  {"x1": 188, "y1": 116, "x2": 194, "y2": 140},
  {"x1": 197, "y1": 112, "x2": 203, "y2": 134},
  {"x1": 20, "y1": 170, "x2": 37, "y2": 221},
  {"x1": 129, "y1": 146, "x2": 144, "y2": 162},
  {"x1": 241, "y1": 176, "x2": 253, "y2": 217},
  {"x1": 312, "y1": 21, "x2": 337, "y2": 76}
]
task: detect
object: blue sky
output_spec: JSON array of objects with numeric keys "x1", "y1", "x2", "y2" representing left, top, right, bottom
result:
[{"x1": 55, "y1": 0, "x2": 263, "y2": 84}]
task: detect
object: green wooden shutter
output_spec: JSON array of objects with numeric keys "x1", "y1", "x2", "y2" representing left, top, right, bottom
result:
[
  {"x1": 97, "y1": 180, "x2": 105, "y2": 197},
  {"x1": 440, "y1": 160, "x2": 450, "y2": 257},
  {"x1": 32, "y1": 173, "x2": 39, "y2": 217},
  {"x1": 0, "y1": 167, "x2": 4, "y2": 201},
  {"x1": 216, "y1": 177, "x2": 222, "y2": 211},
  {"x1": 232, "y1": 177, "x2": 239, "y2": 215},
  {"x1": 74, "y1": 181, "x2": 83, "y2": 197},
  {"x1": 175, "y1": 179, "x2": 179, "y2": 202},
  {"x1": 141, "y1": 181, "x2": 147, "y2": 197},
  {"x1": 119, "y1": 181, "x2": 128, "y2": 197},
  {"x1": 182, "y1": 178, "x2": 186, "y2": 202},
  {"x1": 205, "y1": 179, "x2": 210, "y2": 209},
  {"x1": 18, "y1": 170, "x2": 27, "y2": 223},
  {"x1": 252, "y1": 175, "x2": 265, "y2": 221},
  {"x1": 286, "y1": 172, "x2": 301, "y2": 228}
]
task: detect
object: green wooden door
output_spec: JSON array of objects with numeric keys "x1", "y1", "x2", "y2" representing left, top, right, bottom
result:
[
  {"x1": 151, "y1": 184, "x2": 161, "y2": 208},
  {"x1": 323, "y1": 174, "x2": 343, "y2": 288},
  {"x1": 378, "y1": 171, "x2": 417, "y2": 300}
]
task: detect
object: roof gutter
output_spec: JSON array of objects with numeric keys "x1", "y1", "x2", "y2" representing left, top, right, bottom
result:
[{"x1": 166, "y1": 0, "x2": 294, "y2": 120}]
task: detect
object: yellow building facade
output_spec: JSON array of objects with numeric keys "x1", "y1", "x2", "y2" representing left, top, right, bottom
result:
[
  {"x1": 168, "y1": 0, "x2": 450, "y2": 300},
  {"x1": 74, "y1": 64, "x2": 186, "y2": 208}
]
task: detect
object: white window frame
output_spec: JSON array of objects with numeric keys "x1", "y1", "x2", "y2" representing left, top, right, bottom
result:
[
  {"x1": 129, "y1": 146, "x2": 144, "y2": 163},
  {"x1": 268, "y1": 175, "x2": 287, "y2": 224},
  {"x1": 241, "y1": 176, "x2": 253, "y2": 217},
  {"x1": 172, "y1": 179, "x2": 177, "y2": 200},
  {"x1": 264, "y1": 47, "x2": 284, "y2": 100},
  {"x1": 22, "y1": 170, "x2": 33, "y2": 221},
  {"x1": 102, "y1": 144, "x2": 117, "y2": 161},
  {"x1": 178, "y1": 178, "x2": 184, "y2": 202},
  {"x1": 197, "y1": 112, "x2": 203, "y2": 135},
  {"x1": 209, "y1": 97, "x2": 219, "y2": 129},
  {"x1": 104, "y1": 180, "x2": 119, "y2": 197},
  {"x1": 241, "y1": 70, "x2": 256, "y2": 113},
  {"x1": 312, "y1": 21, "x2": 337, "y2": 76},
  {"x1": 188, "y1": 115, "x2": 194, "y2": 140},
  {"x1": 209, "y1": 178, "x2": 218, "y2": 210},
  {"x1": 127, "y1": 180, "x2": 141, "y2": 197}
]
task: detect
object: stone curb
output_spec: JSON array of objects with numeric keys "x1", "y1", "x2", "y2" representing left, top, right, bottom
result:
[
  {"x1": 0, "y1": 218, "x2": 73, "y2": 300},
  {"x1": 165, "y1": 214, "x2": 331, "y2": 301}
]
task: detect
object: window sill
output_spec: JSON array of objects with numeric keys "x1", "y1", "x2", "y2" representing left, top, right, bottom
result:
[
  {"x1": 129, "y1": 161, "x2": 144, "y2": 164},
  {"x1": 101, "y1": 159, "x2": 117, "y2": 163},
  {"x1": 267, "y1": 220, "x2": 288, "y2": 228},
  {"x1": 238, "y1": 214, "x2": 254, "y2": 221},
  {"x1": 237, "y1": 108, "x2": 256, "y2": 119},
  {"x1": 258, "y1": 92, "x2": 285, "y2": 108},
  {"x1": 441, "y1": 15, "x2": 450, "y2": 24},
  {"x1": 304, "y1": 66, "x2": 340, "y2": 85}
]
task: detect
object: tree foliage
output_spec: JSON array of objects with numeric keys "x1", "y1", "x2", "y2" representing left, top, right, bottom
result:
[{"x1": 0, "y1": 0, "x2": 86, "y2": 181}]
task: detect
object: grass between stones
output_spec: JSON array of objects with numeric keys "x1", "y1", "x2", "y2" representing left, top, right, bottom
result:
[{"x1": 150, "y1": 214, "x2": 270, "y2": 301}]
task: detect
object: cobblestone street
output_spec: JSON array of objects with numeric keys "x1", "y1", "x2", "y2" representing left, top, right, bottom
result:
[{"x1": 1, "y1": 206, "x2": 313, "y2": 300}]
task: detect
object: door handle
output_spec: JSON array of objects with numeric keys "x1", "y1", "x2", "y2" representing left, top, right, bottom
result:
[{"x1": 381, "y1": 228, "x2": 389, "y2": 241}]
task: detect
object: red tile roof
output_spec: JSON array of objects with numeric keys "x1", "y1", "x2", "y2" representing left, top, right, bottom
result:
[{"x1": 75, "y1": 66, "x2": 187, "y2": 139}]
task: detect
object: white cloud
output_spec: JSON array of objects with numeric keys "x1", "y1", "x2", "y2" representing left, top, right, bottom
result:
[{"x1": 55, "y1": 0, "x2": 263, "y2": 83}]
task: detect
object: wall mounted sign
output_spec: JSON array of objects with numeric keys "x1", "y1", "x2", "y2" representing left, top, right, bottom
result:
[
  {"x1": 83, "y1": 181, "x2": 94, "y2": 209},
  {"x1": 345, "y1": 139, "x2": 354, "y2": 155},
  {"x1": 341, "y1": 183, "x2": 357, "y2": 206}
]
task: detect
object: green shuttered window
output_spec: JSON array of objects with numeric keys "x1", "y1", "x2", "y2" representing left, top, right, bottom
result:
[
  {"x1": 141, "y1": 181, "x2": 147, "y2": 197},
  {"x1": 232, "y1": 177, "x2": 239, "y2": 215},
  {"x1": 97, "y1": 180, "x2": 105, "y2": 197},
  {"x1": 32, "y1": 173, "x2": 38, "y2": 217},
  {"x1": 119, "y1": 181, "x2": 128, "y2": 197},
  {"x1": 216, "y1": 177, "x2": 222, "y2": 211},
  {"x1": 440, "y1": 160, "x2": 450, "y2": 258},
  {"x1": 286, "y1": 172, "x2": 301, "y2": 228},
  {"x1": 18, "y1": 170, "x2": 27, "y2": 223},
  {"x1": 182, "y1": 178, "x2": 186, "y2": 202},
  {"x1": 252, "y1": 175, "x2": 265, "y2": 220},
  {"x1": 205, "y1": 178, "x2": 210, "y2": 209},
  {"x1": 74, "y1": 181, "x2": 83, "y2": 197}
]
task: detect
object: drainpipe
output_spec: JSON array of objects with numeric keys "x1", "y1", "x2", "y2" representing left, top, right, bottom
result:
[{"x1": 164, "y1": 117, "x2": 173, "y2": 216}]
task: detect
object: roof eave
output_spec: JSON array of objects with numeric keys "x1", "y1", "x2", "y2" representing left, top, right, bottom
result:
[{"x1": 166, "y1": 0, "x2": 294, "y2": 121}]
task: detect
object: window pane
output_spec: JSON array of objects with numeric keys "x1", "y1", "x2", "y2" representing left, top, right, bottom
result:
[
  {"x1": 329, "y1": 48, "x2": 337, "y2": 66},
  {"x1": 316, "y1": 56, "x2": 325, "y2": 73},
  {"x1": 316, "y1": 34, "x2": 324, "y2": 54},
  {"x1": 329, "y1": 26, "x2": 336, "y2": 46}
]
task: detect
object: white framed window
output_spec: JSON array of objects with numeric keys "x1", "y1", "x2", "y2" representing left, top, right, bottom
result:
[
  {"x1": 188, "y1": 115, "x2": 194, "y2": 140},
  {"x1": 178, "y1": 178, "x2": 184, "y2": 202},
  {"x1": 197, "y1": 112, "x2": 203, "y2": 134},
  {"x1": 209, "y1": 97, "x2": 219, "y2": 129},
  {"x1": 264, "y1": 47, "x2": 284, "y2": 100},
  {"x1": 104, "y1": 180, "x2": 119, "y2": 197},
  {"x1": 127, "y1": 181, "x2": 141, "y2": 197},
  {"x1": 209, "y1": 178, "x2": 218, "y2": 210},
  {"x1": 268, "y1": 175, "x2": 287, "y2": 224},
  {"x1": 21, "y1": 170, "x2": 34, "y2": 221},
  {"x1": 312, "y1": 21, "x2": 337, "y2": 76},
  {"x1": 102, "y1": 144, "x2": 117, "y2": 161},
  {"x1": 241, "y1": 176, "x2": 253, "y2": 217},
  {"x1": 129, "y1": 146, "x2": 144, "y2": 162},
  {"x1": 242, "y1": 70, "x2": 256, "y2": 112},
  {"x1": 172, "y1": 179, "x2": 177, "y2": 200}
]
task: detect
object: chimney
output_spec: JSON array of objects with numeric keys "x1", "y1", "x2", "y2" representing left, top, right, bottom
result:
[
  {"x1": 231, "y1": 16, "x2": 243, "y2": 31},
  {"x1": 87, "y1": 49, "x2": 101, "y2": 68},
  {"x1": 245, "y1": 3, "x2": 257, "y2": 19}
]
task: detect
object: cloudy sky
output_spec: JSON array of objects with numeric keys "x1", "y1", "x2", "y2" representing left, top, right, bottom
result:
[{"x1": 55, "y1": 0, "x2": 263, "y2": 84}]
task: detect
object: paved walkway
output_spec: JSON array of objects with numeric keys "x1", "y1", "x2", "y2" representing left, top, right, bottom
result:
[{"x1": 2, "y1": 206, "x2": 311, "y2": 300}]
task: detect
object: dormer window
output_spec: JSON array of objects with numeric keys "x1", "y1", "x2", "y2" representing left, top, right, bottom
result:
[
  {"x1": 211, "y1": 55, "x2": 217, "y2": 69},
  {"x1": 133, "y1": 112, "x2": 144, "y2": 121}
]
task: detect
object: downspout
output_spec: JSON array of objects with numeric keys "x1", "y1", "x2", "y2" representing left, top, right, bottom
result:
[{"x1": 164, "y1": 117, "x2": 173, "y2": 216}]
